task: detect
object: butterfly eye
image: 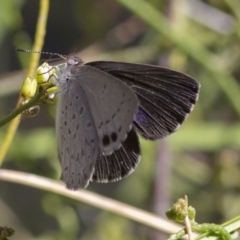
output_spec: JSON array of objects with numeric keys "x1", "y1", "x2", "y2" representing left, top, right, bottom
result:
[
  {"x1": 67, "y1": 58, "x2": 76, "y2": 66},
  {"x1": 67, "y1": 56, "x2": 82, "y2": 67}
]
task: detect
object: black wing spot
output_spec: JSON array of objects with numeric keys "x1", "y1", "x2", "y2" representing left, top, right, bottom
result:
[
  {"x1": 85, "y1": 137, "x2": 90, "y2": 146},
  {"x1": 65, "y1": 105, "x2": 68, "y2": 110},
  {"x1": 105, "y1": 119, "x2": 110, "y2": 124},
  {"x1": 118, "y1": 126, "x2": 122, "y2": 132},
  {"x1": 102, "y1": 135, "x2": 110, "y2": 146},
  {"x1": 73, "y1": 132, "x2": 77, "y2": 139},
  {"x1": 98, "y1": 121, "x2": 103, "y2": 129},
  {"x1": 81, "y1": 148, "x2": 85, "y2": 157},
  {"x1": 76, "y1": 124, "x2": 80, "y2": 130},
  {"x1": 79, "y1": 107, "x2": 83, "y2": 115},
  {"x1": 75, "y1": 95, "x2": 79, "y2": 100},
  {"x1": 68, "y1": 128, "x2": 71, "y2": 134},
  {"x1": 64, "y1": 121, "x2": 67, "y2": 126},
  {"x1": 102, "y1": 84, "x2": 107, "y2": 94},
  {"x1": 70, "y1": 102, "x2": 72, "y2": 106},
  {"x1": 112, "y1": 113, "x2": 116, "y2": 119},
  {"x1": 111, "y1": 132, "x2": 117, "y2": 142},
  {"x1": 87, "y1": 122, "x2": 92, "y2": 128},
  {"x1": 72, "y1": 113, "x2": 76, "y2": 119},
  {"x1": 66, "y1": 147, "x2": 70, "y2": 154}
]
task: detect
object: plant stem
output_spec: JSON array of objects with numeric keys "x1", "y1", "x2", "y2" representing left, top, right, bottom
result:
[{"x1": 0, "y1": 0, "x2": 49, "y2": 166}]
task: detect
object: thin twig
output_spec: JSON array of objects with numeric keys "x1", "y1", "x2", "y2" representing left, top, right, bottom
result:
[
  {"x1": 0, "y1": 91, "x2": 42, "y2": 128},
  {"x1": 0, "y1": 169, "x2": 188, "y2": 236},
  {"x1": 0, "y1": 0, "x2": 49, "y2": 166},
  {"x1": 184, "y1": 195, "x2": 193, "y2": 240}
]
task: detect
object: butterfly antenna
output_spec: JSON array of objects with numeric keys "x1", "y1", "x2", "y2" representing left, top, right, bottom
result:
[
  {"x1": 45, "y1": 57, "x2": 63, "y2": 63},
  {"x1": 16, "y1": 48, "x2": 68, "y2": 60}
]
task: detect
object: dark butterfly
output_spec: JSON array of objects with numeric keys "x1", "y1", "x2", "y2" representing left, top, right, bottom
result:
[{"x1": 53, "y1": 56, "x2": 200, "y2": 189}]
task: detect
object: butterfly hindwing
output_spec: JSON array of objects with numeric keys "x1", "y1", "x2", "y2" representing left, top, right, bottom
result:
[{"x1": 92, "y1": 129, "x2": 141, "y2": 182}]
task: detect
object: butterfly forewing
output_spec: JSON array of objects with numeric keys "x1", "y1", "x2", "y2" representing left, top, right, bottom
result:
[
  {"x1": 86, "y1": 61, "x2": 200, "y2": 140},
  {"x1": 56, "y1": 82, "x2": 99, "y2": 189},
  {"x1": 70, "y1": 64, "x2": 139, "y2": 155}
]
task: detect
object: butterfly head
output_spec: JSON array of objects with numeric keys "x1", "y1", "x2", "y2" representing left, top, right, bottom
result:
[{"x1": 67, "y1": 56, "x2": 83, "y2": 67}]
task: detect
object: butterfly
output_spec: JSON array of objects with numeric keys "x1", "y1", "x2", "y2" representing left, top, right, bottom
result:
[{"x1": 51, "y1": 56, "x2": 200, "y2": 190}]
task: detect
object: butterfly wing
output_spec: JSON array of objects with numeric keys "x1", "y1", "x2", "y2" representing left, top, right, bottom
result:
[
  {"x1": 86, "y1": 61, "x2": 200, "y2": 140},
  {"x1": 70, "y1": 65, "x2": 139, "y2": 155},
  {"x1": 56, "y1": 82, "x2": 99, "y2": 190},
  {"x1": 92, "y1": 129, "x2": 141, "y2": 182}
]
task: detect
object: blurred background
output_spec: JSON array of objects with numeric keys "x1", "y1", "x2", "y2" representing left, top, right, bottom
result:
[{"x1": 0, "y1": 0, "x2": 240, "y2": 239}]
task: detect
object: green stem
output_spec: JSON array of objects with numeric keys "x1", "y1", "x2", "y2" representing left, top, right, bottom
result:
[
  {"x1": 193, "y1": 223, "x2": 231, "y2": 240},
  {"x1": 167, "y1": 229, "x2": 186, "y2": 240},
  {"x1": 0, "y1": 91, "x2": 42, "y2": 128},
  {"x1": 0, "y1": 0, "x2": 49, "y2": 166}
]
